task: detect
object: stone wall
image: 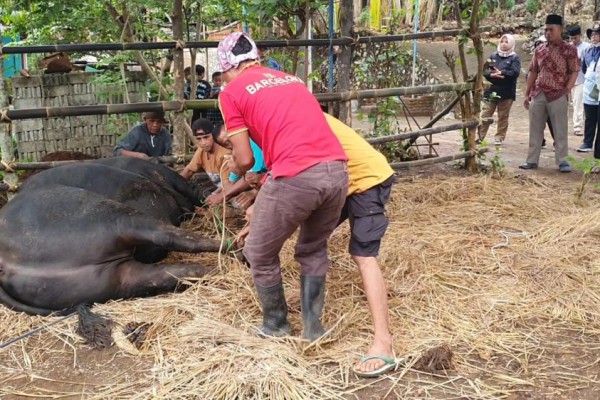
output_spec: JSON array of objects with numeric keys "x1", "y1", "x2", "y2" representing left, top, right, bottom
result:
[{"x1": 11, "y1": 72, "x2": 147, "y2": 161}]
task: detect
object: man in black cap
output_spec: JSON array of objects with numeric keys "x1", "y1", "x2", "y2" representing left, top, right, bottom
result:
[
  {"x1": 521, "y1": 14, "x2": 580, "y2": 173},
  {"x1": 568, "y1": 24, "x2": 590, "y2": 136},
  {"x1": 114, "y1": 111, "x2": 173, "y2": 159}
]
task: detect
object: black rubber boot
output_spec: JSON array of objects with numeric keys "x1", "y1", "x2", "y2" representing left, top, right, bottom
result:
[
  {"x1": 301, "y1": 275, "x2": 326, "y2": 341},
  {"x1": 255, "y1": 282, "x2": 291, "y2": 337}
]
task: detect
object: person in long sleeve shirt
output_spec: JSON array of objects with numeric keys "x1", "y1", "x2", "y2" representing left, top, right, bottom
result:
[
  {"x1": 477, "y1": 34, "x2": 521, "y2": 145},
  {"x1": 577, "y1": 25, "x2": 600, "y2": 154},
  {"x1": 113, "y1": 111, "x2": 172, "y2": 159}
]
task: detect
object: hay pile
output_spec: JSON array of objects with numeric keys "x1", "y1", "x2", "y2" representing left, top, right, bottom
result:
[{"x1": 3, "y1": 173, "x2": 600, "y2": 399}]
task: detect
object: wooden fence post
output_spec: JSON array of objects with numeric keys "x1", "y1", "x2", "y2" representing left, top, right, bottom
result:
[
  {"x1": 338, "y1": 0, "x2": 354, "y2": 124},
  {"x1": 0, "y1": 35, "x2": 18, "y2": 200}
]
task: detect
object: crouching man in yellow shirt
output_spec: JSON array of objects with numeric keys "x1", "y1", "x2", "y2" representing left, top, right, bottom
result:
[{"x1": 324, "y1": 114, "x2": 396, "y2": 378}]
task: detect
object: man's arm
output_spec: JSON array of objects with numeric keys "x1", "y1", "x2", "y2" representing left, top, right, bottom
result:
[
  {"x1": 119, "y1": 149, "x2": 150, "y2": 159},
  {"x1": 206, "y1": 178, "x2": 251, "y2": 206},
  {"x1": 179, "y1": 148, "x2": 203, "y2": 180},
  {"x1": 502, "y1": 56, "x2": 521, "y2": 78},
  {"x1": 228, "y1": 131, "x2": 255, "y2": 175},
  {"x1": 565, "y1": 50, "x2": 581, "y2": 92},
  {"x1": 164, "y1": 129, "x2": 173, "y2": 156},
  {"x1": 218, "y1": 93, "x2": 255, "y2": 174},
  {"x1": 114, "y1": 128, "x2": 149, "y2": 158},
  {"x1": 565, "y1": 71, "x2": 579, "y2": 92},
  {"x1": 523, "y1": 70, "x2": 537, "y2": 110},
  {"x1": 180, "y1": 167, "x2": 194, "y2": 180}
]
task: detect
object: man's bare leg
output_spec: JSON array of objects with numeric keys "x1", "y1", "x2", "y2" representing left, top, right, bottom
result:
[{"x1": 353, "y1": 255, "x2": 394, "y2": 373}]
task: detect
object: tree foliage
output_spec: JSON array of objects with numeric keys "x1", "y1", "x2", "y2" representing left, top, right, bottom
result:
[{"x1": 244, "y1": 0, "x2": 327, "y2": 38}]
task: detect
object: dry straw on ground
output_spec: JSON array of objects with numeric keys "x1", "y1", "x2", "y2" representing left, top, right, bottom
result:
[{"x1": 2, "y1": 173, "x2": 600, "y2": 399}]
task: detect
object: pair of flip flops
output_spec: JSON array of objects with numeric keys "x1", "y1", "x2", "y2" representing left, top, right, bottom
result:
[{"x1": 353, "y1": 354, "x2": 404, "y2": 378}]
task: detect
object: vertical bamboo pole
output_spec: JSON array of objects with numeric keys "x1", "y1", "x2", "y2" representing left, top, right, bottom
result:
[
  {"x1": 328, "y1": 0, "x2": 335, "y2": 93},
  {"x1": 305, "y1": 0, "x2": 313, "y2": 92},
  {"x1": 172, "y1": 0, "x2": 186, "y2": 155},
  {"x1": 0, "y1": 36, "x2": 17, "y2": 200},
  {"x1": 338, "y1": 0, "x2": 354, "y2": 124}
]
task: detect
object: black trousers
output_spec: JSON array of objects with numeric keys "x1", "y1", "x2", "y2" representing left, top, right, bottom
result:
[{"x1": 583, "y1": 103, "x2": 600, "y2": 151}]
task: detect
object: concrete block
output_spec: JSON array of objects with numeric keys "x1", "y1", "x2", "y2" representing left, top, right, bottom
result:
[
  {"x1": 13, "y1": 98, "x2": 43, "y2": 109},
  {"x1": 18, "y1": 119, "x2": 44, "y2": 132},
  {"x1": 68, "y1": 73, "x2": 94, "y2": 85},
  {"x1": 68, "y1": 94, "x2": 95, "y2": 106},
  {"x1": 12, "y1": 76, "x2": 43, "y2": 88}
]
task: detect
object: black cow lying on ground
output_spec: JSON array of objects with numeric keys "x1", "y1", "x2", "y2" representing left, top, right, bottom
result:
[{"x1": 0, "y1": 157, "x2": 220, "y2": 346}]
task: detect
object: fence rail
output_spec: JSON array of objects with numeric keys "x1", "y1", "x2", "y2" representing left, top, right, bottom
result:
[
  {"x1": 0, "y1": 83, "x2": 474, "y2": 122},
  {"x1": 1, "y1": 27, "x2": 494, "y2": 55}
]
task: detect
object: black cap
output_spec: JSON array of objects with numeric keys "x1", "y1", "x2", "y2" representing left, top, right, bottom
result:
[
  {"x1": 545, "y1": 14, "x2": 563, "y2": 26},
  {"x1": 191, "y1": 118, "x2": 215, "y2": 137},
  {"x1": 567, "y1": 24, "x2": 581, "y2": 36}
]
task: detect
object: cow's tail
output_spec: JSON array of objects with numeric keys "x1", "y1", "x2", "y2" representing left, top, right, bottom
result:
[
  {"x1": 75, "y1": 304, "x2": 115, "y2": 349},
  {"x1": 0, "y1": 283, "x2": 54, "y2": 316},
  {"x1": 0, "y1": 285, "x2": 114, "y2": 349}
]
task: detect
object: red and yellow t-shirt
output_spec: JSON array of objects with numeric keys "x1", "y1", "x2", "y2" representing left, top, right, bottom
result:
[{"x1": 219, "y1": 65, "x2": 347, "y2": 178}]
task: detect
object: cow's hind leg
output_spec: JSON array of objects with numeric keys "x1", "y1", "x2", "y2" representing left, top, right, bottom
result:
[
  {"x1": 114, "y1": 260, "x2": 215, "y2": 300},
  {"x1": 126, "y1": 220, "x2": 222, "y2": 254}
]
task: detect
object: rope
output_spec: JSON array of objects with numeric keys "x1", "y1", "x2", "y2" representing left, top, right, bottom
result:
[
  {"x1": 175, "y1": 40, "x2": 186, "y2": 50},
  {"x1": 491, "y1": 230, "x2": 529, "y2": 271},
  {"x1": 0, "y1": 109, "x2": 10, "y2": 123},
  {"x1": 217, "y1": 159, "x2": 231, "y2": 270},
  {"x1": 6, "y1": 182, "x2": 19, "y2": 192},
  {"x1": 0, "y1": 312, "x2": 77, "y2": 349},
  {"x1": 340, "y1": 89, "x2": 359, "y2": 102},
  {"x1": 1, "y1": 160, "x2": 15, "y2": 173},
  {"x1": 492, "y1": 230, "x2": 529, "y2": 251}
]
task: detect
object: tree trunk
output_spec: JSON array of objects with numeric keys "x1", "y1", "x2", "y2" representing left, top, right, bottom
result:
[
  {"x1": 171, "y1": 0, "x2": 186, "y2": 155},
  {"x1": 452, "y1": 0, "x2": 477, "y2": 171},
  {"x1": 338, "y1": 0, "x2": 354, "y2": 124},
  {"x1": 105, "y1": 1, "x2": 170, "y2": 101},
  {"x1": 0, "y1": 36, "x2": 17, "y2": 200},
  {"x1": 467, "y1": 0, "x2": 484, "y2": 172}
]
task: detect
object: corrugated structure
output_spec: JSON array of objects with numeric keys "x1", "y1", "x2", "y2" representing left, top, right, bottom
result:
[{"x1": 11, "y1": 72, "x2": 147, "y2": 161}]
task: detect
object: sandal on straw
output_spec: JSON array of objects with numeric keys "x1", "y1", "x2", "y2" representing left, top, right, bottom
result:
[{"x1": 353, "y1": 354, "x2": 401, "y2": 378}]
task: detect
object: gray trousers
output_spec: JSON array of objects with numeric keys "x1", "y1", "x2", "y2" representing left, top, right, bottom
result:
[
  {"x1": 527, "y1": 93, "x2": 569, "y2": 166},
  {"x1": 243, "y1": 161, "x2": 348, "y2": 287}
]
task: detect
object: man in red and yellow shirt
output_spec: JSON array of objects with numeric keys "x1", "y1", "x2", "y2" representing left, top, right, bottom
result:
[
  {"x1": 521, "y1": 14, "x2": 580, "y2": 172},
  {"x1": 217, "y1": 32, "x2": 348, "y2": 342}
]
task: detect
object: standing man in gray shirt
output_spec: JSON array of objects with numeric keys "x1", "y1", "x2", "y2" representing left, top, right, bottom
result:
[{"x1": 114, "y1": 111, "x2": 173, "y2": 159}]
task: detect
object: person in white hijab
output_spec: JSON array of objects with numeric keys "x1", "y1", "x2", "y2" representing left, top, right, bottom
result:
[{"x1": 477, "y1": 34, "x2": 521, "y2": 146}]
